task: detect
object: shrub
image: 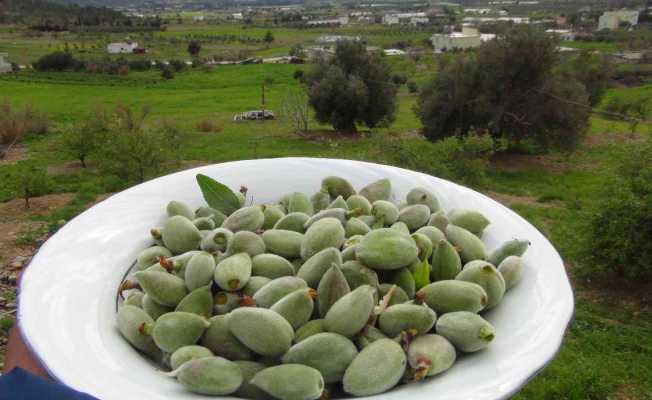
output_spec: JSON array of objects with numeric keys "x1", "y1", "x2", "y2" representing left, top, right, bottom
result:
[
  {"x1": 128, "y1": 59, "x2": 152, "y2": 71},
  {"x1": 33, "y1": 51, "x2": 84, "y2": 71},
  {"x1": 581, "y1": 138, "x2": 652, "y2": 279},
  {"x1": 391, "y1": 73, "x2": 408, "y2": 86},
  {"x1": 161, "y1": 66, "x2": 174, "y2": 80},
  {"x1": 0, "y1": 101, "x2": 49, "y2": 152},
  {"x1": 195, "y1": 118, "x2": 223, "y2": 133},
  {"x1": 98, "y1": 105, "x2": 185, "y2": 183},
  {"x1": 7, "y1": 161, "x2": 52, "y2": 208},
  {"x1": 60, "y1": 106, "x2": 111, "y2": 167},
  {"x1": 406, "y1": 80, "x2": 418, "y2": 94},
  {"x1": 169, "y1": 59, "x2": 186, "y2": 72},
  {"x1": 366, "y1": 133, "x2": 495, "y2": 187}
]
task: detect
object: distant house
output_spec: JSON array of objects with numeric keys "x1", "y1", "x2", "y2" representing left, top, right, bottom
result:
[
  {"x1": 598, "y1": 10, "x2": 639, "y2": 30},
  {"x1": 384, "y1": 48, "x2": 406, "y2": 56},
  {"x1": 0, "y1": 53, "x2": 12, "y2": 74},
  {"x1": 382, "y1": 12, "x2": 429, "y2": 25},
  {"x1": 431, "y1": 26, "x2": 483, "y2": 52},
  {"x1": 107, "y1": 42, "x2": 139, "y2": 54},
  {"x1": 232, "y1": 13, "x2": 244, "y2": 21},
  {"x1": 306, "y1": 16, "x2": 349, "y2": 26},
  {"x1": 316, "y1": 35, "x2": 361, "y2": 44},
  {"x1": 545, "y1": 29, "x2": 576, "y2": 41},
  {"x1": 193, "y1": 15, "x2": 205, "y2": 22}
]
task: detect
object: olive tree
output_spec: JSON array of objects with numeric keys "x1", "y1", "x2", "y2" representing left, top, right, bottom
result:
[{"x1": 305, "y1": 41, "x2": 397, "y2": 132}]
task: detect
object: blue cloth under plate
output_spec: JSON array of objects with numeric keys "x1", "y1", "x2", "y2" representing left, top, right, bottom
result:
[{"x1": 0, "y1": 367, "x2": 100, "y2": 400}]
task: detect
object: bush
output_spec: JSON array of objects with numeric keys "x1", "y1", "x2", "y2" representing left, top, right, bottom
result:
[
  {"x1": 98, "y1": 105, "x2": 185, "y2": 183},
  {"x1": 128, "y1": 59, "x2": 152, "y2": 71},
  {"x1": 195, "y1": 118, "x2": 223, "y2": 133},
  {"x1": 581, "y1": 139, "x2": 652, "y2": 279},
  {"x1": 161, "y1": 66, "x2": 174, "y2": 80},
  {"x1": 0, "y1": 101, "x2": 49, "y2": 152},
  {"x1": 391, "y1": 73, "x2": 408, "y2": 86},
  {"x1": 7, "y1": 161, "x2": 52, "y2": 208},
  {"x1": 33, "y1": 51, "x2": 84, "y2": 71},
  {"x1": 60, "y1": 106, "x2": 110, "y2": 167},
  {"x1": 406, "y1": 80, "x2": 418, "y2": 94},
  {"x1": 367, "y1": 133, "x2": 495, "y2": 187},
  {"x1": 169, "y1": 59, "x2": 186, "y2": 72}
]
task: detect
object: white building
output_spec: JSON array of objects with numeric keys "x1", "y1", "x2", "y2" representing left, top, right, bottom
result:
[
  {"x1": 598, "y1": 10, "x2": 639, "y2": 30},
  {"x1": 232, "y1": 13, "x2": 244, "y2": 21},
  {"x1": 0, "y1": 53, "x2": 12, "y2": 74},
  {"x1": 306, "y1": 16, "x2": 349, "y2": 26},
  {"x1": 316, "y1": 35, "x2": 361, "y2": 44},
  {"x1": 107, "y1": 42, "x2": 138, "y2": 54},
  {"x1": 383, "y1": 12, "x2": 428, "y2": 25},
  {"x1": 384, "y1": 48, "x2": 406, "y2": 56},
  {"x1": 431, "y1": 26, "x2": 482, "y2": 52},
  {"x1": 462, "y1": 16, "x2": 530, "y2": 24},
  {"x1": 192, "y1": 15, "x2": 205, "y2": 22},
  {"x1": 545, "y1": 29, "x2": 576, "y2": 41}
]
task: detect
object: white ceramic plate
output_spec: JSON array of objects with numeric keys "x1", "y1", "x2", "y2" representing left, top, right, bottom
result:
[{"x1": 18, "y1": 158, "x2": 573, "y2": 400}]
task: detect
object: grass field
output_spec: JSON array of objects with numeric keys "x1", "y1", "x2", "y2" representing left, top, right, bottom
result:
[{"x1": 1, "y1": 21, "x2": 652, "y2": 398}]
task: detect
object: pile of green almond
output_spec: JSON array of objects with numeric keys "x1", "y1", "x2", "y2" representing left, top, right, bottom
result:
[{"x1": 117, "y1": 174, "x2": 530, "y2": 399}]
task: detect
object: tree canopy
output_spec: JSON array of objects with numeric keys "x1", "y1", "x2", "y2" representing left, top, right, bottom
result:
[{"x1": 305, "y1": 41, "x2": 397, "y2": 132}]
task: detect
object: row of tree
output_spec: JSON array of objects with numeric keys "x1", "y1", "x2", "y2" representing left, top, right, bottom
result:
[{"x1": 303, "y1": 26, "x2": 612, "y2": 151}]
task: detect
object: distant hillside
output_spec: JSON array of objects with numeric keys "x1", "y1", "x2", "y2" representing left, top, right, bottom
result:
[{"x1": 1, "y1": 0, "x2": 162, "y2": 31}]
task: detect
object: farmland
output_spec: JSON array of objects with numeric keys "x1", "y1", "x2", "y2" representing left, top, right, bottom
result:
[{"x1": 1, "y1": 17, "x2": 652, "y2": 399}]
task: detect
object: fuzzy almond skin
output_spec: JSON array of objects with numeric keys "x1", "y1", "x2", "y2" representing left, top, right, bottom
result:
[
  {"x1": 170, "y1": 345, "x2": 213, "y2": 370},
  {"x1": 387, "y1": 267, "x2": 416, "y2": 298},
  {"x1": 378, "y1": 303, "x2": 437, "y2": 338},
  {"x1": 167, "y1": 200, "x2": 195, "y2": 220},
  {"x1": 343, "y1": 339, "x2": 406, "y2": 396},
  {"x1": 200, "y1": 315, "x2": 253, "y2": 361},
  {"x1": 346, "y1": 195, "x2": 372, "y2": 215},
  {"x1": 447, "y1": 208, "x2": 491, "y2": 236},
  {"x1": 200, "y1": 228, "x2": 233, "y2": 254},
  {"x1": 252, "y1": 364, "x2": 324, "y2": 400},
  {"x1": 428, "y1": 211, "x2": 449, "y2": 232},
  {"x1": 116, "y1": 305, "x2": 159, "y2": 355},
  {"x1": 184, "y1": 252, "x2": 216, "y2": 291},
  {"x1": 435, "y1": 311, "x2": 495, "y2": 353},
  {"x1": 417, "y1": 280, "x2": 488, "y2": 314},
  {"x1": 152, "y1": 311, "x2": 210, "y2": 353},
  {"x1": 317, "y1": 265, "x2": 351, "y2": 317},
  {"x1": 136, "y1": 246, "x2": 172, "y2": 270},
  {"x1": 301, "y1": 218, "x2": 346, "y2": 261},
  {"x1": 162, "y1": 216, "x2": 203, "y2": 255},
  {"x1": 359, "y1": 178, "x2": 392, "y2": 203},
  {"x1": 123, "y1": 290, "x2": 144, "y2": 308},
  {"x1": 175, "y1": 285, "x2": 213, "y2": 318},
  {"x1": 378, "y1": 283, "x2": 409, "y2": 306},
  {"x1": 252, "y1": 276, "x2": 308, "y2": 308},
  {"x1": 214, "y1": 252, "x2": 252, "y2": 292},
  {"x1": 498, "y1": 255, "x2": 524, "y2": 290},
  {"x1": 297, "y1": 247, "x2": 343, "y2": 289},
  {"x1": 141, "y1": 294, "x2": 171, "y2": 320},
  {"x1": 488, "y1": 239, "x2": 530, "y2": 267},
  {"x1": 282, "y1": 332, "x2": 358, "y2": 383},
  {"x1": 234, "y1": 361, "x2": 269, "y2": 400},
  {"x1": 195, "y1": 206, "x2": 227, "y2": 227},
  {"x1": 222, "y1": 206, "x2": 265, "y2": 233},
  {"x1": 398, "y1": 204, "x2": 431, "y2": 231},
  {"x1": 407, "y1": 334, "x2": 456, "y2": 377},
  {"x1": 227, "y1": 231, "x2": 266, "y2": 257},
  {"x1": 431, "y1": 239, "x2": 462, "y2": 282},
  {"x1": 252, "y1": 253, "x2": 295, "y2": 279},
  {"x1": 288, "y1": 192, "x2": 315, "y2": 216},
  {"x1": 321, "y1": 176, "x2": 356, "y2": 200},
  {"x1": 345, "y1": 217, "x2": 371, "y2": 238},
  {"x1": 242, "y1": 276, "x2": 272, "y2": 297},
  {"x1": 323, "y1": 285, "x2": 375, "y2": 338},
  {"x1": 263, "y1": 205, "x2": 286, "y2": 230},
  {"x1": 134, "y1": 270, "x2": 188, "y2": 307},
  {"x1": 328, "y1": 196, "x2": 349, "y2": 210},
  {"x1": 415, "y1": 226, "x2": 446, "y2": 248},
  {"x1": 311, "y1": 191, "x2": 331, "y2": 214},
  {"x1": 295, "y1": 319, "x2": 325, "y2": 343},
  {"x1": 262, "y1": 229, "x2": 304, "y2": 259},
  {"x1": 270, "y1": 288, "x2": 315, "y2": 329},
  {"x1": 228, "y1": 307, "x2": 294, "y2": 357},
  {"x1": 371, "y1": 201, "x2": 399, "y2": 226},
  {"x1": 274, "y1": 212, "x2": 311, "y2": 233},
  {"x1": 356, "y1": 228, "x2": 419, "y2": 270},
  {"x1": 456, "y1": 261, "x2": 505, "y2": 309},
  {"x1": 406, "y1": 187, "x2": 441, "y2": 213},
  {"x1": 340, "y1": 261, "x2": 379, "y2": 291},
  {"x1": 174, "y1": 356, "x2": 243, "y2": 395},
  {"x1": 445, "y1": 224, "x2": 488, "y2": 263}
]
